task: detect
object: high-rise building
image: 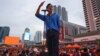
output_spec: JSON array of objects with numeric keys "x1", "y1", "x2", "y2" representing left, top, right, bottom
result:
[
  {"x1": 53, "y1": 5, "x2": 68, "y2": 22},
  {"x1": 62, "y1": 7, "x2": 68, "y2": 22},
  {"x1": 58, "y1": 6, "x2": 62, "y2": 19},
  {"x1": 34, "y1": 31, "x2": 42, "y2": 43},
  {"x1": 0, "y1": 26, "x2": 10, "y2": 42},
  {"x1": 22, "y1": 28, "x2": 31, "y2": 41},
  {"x1": 82, "y1": 0, "x2": 100, "y2": 31},
  {"x1": 53, "y1": 5, "x2": 58, "y2": 14}
]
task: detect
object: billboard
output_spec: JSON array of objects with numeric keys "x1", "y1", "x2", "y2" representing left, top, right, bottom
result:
[
  {"x1": 24, "y1": 32, "x2": 30, "y2": 40},
  {"x1": 4, "y1": 36, "x2": 20, "y2": 45}
]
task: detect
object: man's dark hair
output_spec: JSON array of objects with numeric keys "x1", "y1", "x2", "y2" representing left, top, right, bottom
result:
[{"x1": 46, "y1": 3, "x2": 52, "y2": 9}]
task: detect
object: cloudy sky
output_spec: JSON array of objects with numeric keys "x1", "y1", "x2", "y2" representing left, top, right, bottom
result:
[{"x1": 0, "y1": 0, "x2": 86, "y2": 40}]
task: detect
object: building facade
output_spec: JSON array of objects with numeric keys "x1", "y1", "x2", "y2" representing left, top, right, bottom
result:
[
  {"x1": 34, "y1": 31, "x2": 42, "y2": 43},
  {"x1": 0, "y1": 26, "x2": 10, "y2": 43},
  {"x1": 82, "y1": 0, "x2": 100, "y2": 31}
]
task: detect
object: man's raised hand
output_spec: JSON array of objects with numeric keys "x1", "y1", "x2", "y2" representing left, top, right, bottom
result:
[{"x1": 39, "y1": 1, "x2": 45, "y2": 7}]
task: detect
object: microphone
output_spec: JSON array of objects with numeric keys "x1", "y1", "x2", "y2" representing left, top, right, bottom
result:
[
  {"x1": 41, "y1": 9, "x2": 48, "y2": 12},
  {"x1": 41, "y1": 9, "x2": 48, "y2": 15}
]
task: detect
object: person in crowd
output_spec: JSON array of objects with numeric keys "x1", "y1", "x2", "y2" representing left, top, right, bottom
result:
[
  {"x1": 81, "y1": 48, "x2": 90, "y2": 56},
  {"x1": 73, "y1": 48, "x2": 80, "y2": 56},
  {"x1": 60, "y1": 48, "x2": 69, "y2": 56},
  {"x1": 96, "y1": 49, "x2": 100, "y2": 56},
  {"x1": 18, "y1": 50, "x2": 26, "y2": 56},
  {"x1": 88, "y1": 49, "x2": 96, "y2": 56}
]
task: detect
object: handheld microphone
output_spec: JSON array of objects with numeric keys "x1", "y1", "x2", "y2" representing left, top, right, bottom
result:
[
  {"x1": 41, "y1": 9, "x2": 48, "y2": 15},
  {"x1": 41, "y1": 9, "x2": 48, "y2": 12}
]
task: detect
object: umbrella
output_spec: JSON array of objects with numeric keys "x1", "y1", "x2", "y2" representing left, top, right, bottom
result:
[
  {"x1": 66, "y1": 44, "x2": 73, "y2": 48},
  {"x1": 73, "y1": 44, "x2": 81, "y2": 48}
]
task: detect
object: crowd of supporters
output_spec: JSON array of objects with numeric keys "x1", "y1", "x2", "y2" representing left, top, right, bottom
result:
[{"x1": 0, "y1": 45, "x2": 100, "y2": 56}]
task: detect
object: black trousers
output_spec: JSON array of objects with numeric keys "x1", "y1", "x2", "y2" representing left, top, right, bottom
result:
[{"x1": 46, "y1": 29, "x2": 59, "y2": 56}]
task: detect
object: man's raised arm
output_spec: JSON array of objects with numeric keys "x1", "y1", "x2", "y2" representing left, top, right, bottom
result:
[{"x1": 35, "y1": 1, "x2": 45, "y2": 16}]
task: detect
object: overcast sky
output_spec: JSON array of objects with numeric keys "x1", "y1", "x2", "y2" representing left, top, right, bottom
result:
[{"x1": 0, "y1": 0, "x2": 86, "y2": 40}]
